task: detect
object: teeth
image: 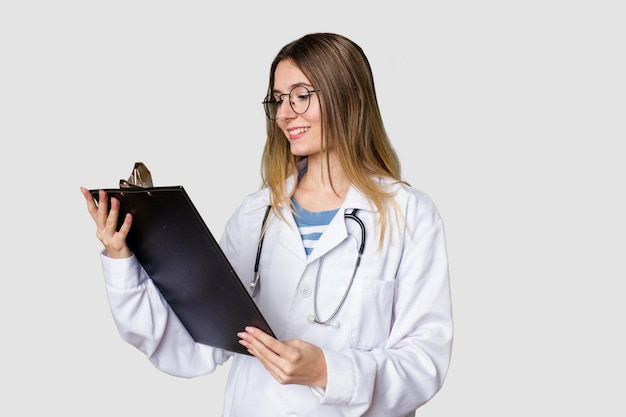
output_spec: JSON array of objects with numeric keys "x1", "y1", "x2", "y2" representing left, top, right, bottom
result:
[{"x1": 290, "y1": 127, "x2": 309, "y2": 135}]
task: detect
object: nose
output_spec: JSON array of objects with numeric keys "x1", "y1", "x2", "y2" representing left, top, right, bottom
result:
[{"x1": 276, "y1": 97, "x2": 297, "y2": 121}]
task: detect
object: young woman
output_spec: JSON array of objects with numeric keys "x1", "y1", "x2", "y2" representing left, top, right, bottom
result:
[{"x1": 81, "y1": 32, "x2": 453, "y2": 417}]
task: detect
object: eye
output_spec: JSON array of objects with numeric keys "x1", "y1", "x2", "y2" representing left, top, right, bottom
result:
[{"x1": 292, "y1": 86, "x2": 312, "y2": 102}]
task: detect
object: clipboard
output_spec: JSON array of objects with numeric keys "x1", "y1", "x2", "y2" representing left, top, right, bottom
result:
[{"x1": 89, "y1": 186, "x2": 274, "y2": 355}]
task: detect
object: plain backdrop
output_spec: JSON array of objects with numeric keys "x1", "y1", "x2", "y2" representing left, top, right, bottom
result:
[{"x1": 1, "y1": 1, "x2": 624, "y2": 416}]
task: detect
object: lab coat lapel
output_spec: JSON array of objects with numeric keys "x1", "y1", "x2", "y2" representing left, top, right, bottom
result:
[
  {"x1": 275, "y1": 206, "x2": 307, "y2": 263},
  {"x1": 307, "y1": 185, "x2": 374, "y2": 263},
  {"x1": 306, "y1": 211, "x2": 348, "y2": 263},
  {"x1": 268, "y1": 172, "x2": 307, "y2": 263}
]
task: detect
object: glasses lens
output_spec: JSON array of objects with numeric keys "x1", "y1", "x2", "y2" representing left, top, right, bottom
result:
[
  {"x1": 263, "y1": 95, "x2": 279, "y2": 120},
  {"x1": 290, "y1": 86, "x2": 311, "y2": 115},
  {"x1": 262, "y1": 87, "x2": 314, "y2": 120}
]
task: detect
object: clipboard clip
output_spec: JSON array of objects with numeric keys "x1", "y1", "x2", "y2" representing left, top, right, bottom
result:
[{"x1": 119, "y1": 162, "x2": 153, "y2": 188}]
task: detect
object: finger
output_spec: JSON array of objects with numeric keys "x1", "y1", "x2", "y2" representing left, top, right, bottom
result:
[
  {"x1": 243, "y1": 327, "x2": 286, "y2": 356},
  {"x1": 93, "y1": 189, "x2": 111, "y2": 228},
  {"x1": 240, "y1": 328, "x2": 295, "y2": 372},
  {"x1": 101, "y1": 197, "x2": 134, "y2": 258},
  {"x1": 238, "y1": 332, "x2": 289, "y2": 382},
  {"x1": 82, "y1": 188, "x2": 112, "y2": 240},
  {"x1": 117, "y1": 212, "x2": 133, "y2": 240},
  {"x1": 105, "y1": 196, "x2": 121, "y2": 234},
  {"x1": 80, "y1": 187, "x2": 100, "y2": 220},
  {"x1": 238, "y1": 328, "x2": 280, "y2": 359}
]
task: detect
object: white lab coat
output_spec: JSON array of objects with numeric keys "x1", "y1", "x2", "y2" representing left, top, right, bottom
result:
[{"x1": 100, "y1": 173, "x2": 453, "y2": 417}]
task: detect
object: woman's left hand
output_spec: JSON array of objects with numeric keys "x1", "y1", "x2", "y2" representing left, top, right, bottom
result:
[{"x1": 238, "y1": 327, "x2": 327, "y2": 388}]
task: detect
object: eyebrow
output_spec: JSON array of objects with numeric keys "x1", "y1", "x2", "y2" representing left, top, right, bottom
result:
[{"x1": 271, "y1": 82, "x2": 315, "y2": 94}]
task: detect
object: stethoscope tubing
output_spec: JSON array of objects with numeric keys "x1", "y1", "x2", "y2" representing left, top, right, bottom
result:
[
  {"x1": 250, "y1": 205, "x2": 271, "y2": 298},
  {"x1": 251, "y1": 206, "x2": 365, "y2": 328}
]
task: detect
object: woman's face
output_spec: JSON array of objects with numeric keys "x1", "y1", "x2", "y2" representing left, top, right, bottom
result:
[{"x1": 272, "y1": 60, "x2": 324, "y2": 158}]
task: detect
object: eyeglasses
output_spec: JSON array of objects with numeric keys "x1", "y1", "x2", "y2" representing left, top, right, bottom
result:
[{"x1": 262, "y1": 86, "x2": 320, "y2": 120}]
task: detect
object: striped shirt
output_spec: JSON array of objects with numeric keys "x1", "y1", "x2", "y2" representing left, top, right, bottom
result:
[{"x1": 292, "y1": 197, "x2": 339, "y2": 257}]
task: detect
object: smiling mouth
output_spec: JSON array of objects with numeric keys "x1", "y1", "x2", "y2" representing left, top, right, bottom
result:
[{"x1": 289, "y1": 127, "x2": 310, "y2": 137}]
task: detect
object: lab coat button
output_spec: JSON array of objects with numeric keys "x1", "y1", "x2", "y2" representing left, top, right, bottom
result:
[{"x1": 300, "y1": 287, "x2": 312, "y2": 297}]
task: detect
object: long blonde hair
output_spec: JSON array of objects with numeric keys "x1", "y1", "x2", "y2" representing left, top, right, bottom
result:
[{"x1": 261, "y1": 33, "x2": 407, "y2": 243}]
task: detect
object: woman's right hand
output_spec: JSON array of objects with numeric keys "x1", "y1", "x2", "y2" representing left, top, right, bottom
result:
[{"x1": 80, "y1": 187, "x2": 134, "y2": 259}]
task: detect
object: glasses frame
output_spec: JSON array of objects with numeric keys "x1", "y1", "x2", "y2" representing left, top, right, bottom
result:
[{"x1": 262, "y1": 86, "x2": 320, "y2": 121}]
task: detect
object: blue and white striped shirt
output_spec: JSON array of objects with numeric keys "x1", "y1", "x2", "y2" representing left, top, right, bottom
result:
[{"x1": 292, "y1": 197, "x2": 338, "y2": 256}]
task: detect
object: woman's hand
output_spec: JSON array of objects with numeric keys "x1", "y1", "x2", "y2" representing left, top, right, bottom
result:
[
  {"x1": 80, "y1": 187, "x2": 134, "y2": 259},
  {"x1": 238, "y1": 327, "x2": 328, "y2": 388}
]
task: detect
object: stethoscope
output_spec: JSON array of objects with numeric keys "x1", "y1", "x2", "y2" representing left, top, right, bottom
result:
[{"x1": 250, "y1": 206, "x2": 366, "y2": 328}]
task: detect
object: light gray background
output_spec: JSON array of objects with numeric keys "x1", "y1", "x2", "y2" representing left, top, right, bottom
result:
[{"x1": 1, "y1": 1, "x2": 624, "y2": 415}]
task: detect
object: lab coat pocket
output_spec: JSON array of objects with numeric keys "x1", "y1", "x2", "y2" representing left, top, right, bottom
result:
[{"x1": 349, "y1": 278, "x2": 395, "y2": 350}]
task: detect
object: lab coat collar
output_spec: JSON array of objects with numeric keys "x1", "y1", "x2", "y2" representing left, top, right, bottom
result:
[
  {"x1": 305, "y1": 184, "x2": 376, "y2": 263},
  {"x1": 274, "y1": 164, "x2": 392, "y2": 263},
  {"x1": 284, "y1": 174, "x2": 385, "y2": 264}
]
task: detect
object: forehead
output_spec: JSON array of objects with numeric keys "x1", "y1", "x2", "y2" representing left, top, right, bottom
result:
[{"x1": 273, "y1": 60, "x2": 312, "y2": 92}]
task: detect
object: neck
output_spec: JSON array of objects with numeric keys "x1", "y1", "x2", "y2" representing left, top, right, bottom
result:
[{"x1": 295, "y1": 153, "x2": 350, "y2": 211}]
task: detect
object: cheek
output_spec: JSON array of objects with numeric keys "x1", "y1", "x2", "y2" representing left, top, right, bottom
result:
[
  {"x1": 275, "y1": 121, "x2": 289, "y2": 138},
  {"x1": 309, "y1": 102, "x2": 322, "y2": 122}
]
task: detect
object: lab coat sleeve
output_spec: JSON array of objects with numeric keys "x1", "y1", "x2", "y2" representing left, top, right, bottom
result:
[
  {"x1": 101, "y1": 252, "x2": 231, "y2": 377},
  {"x1": 315, "y1": 194, "x2": 453, "y2": 415}
]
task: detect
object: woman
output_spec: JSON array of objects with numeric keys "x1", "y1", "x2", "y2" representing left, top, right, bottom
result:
[{"x1": 81, "y1": 32, "x2": 453, "y2": 417}]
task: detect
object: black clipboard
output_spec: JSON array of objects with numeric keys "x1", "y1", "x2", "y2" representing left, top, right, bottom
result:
[{"x1": 89, "y1": 186, "x2": 274, "y2": 355}]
